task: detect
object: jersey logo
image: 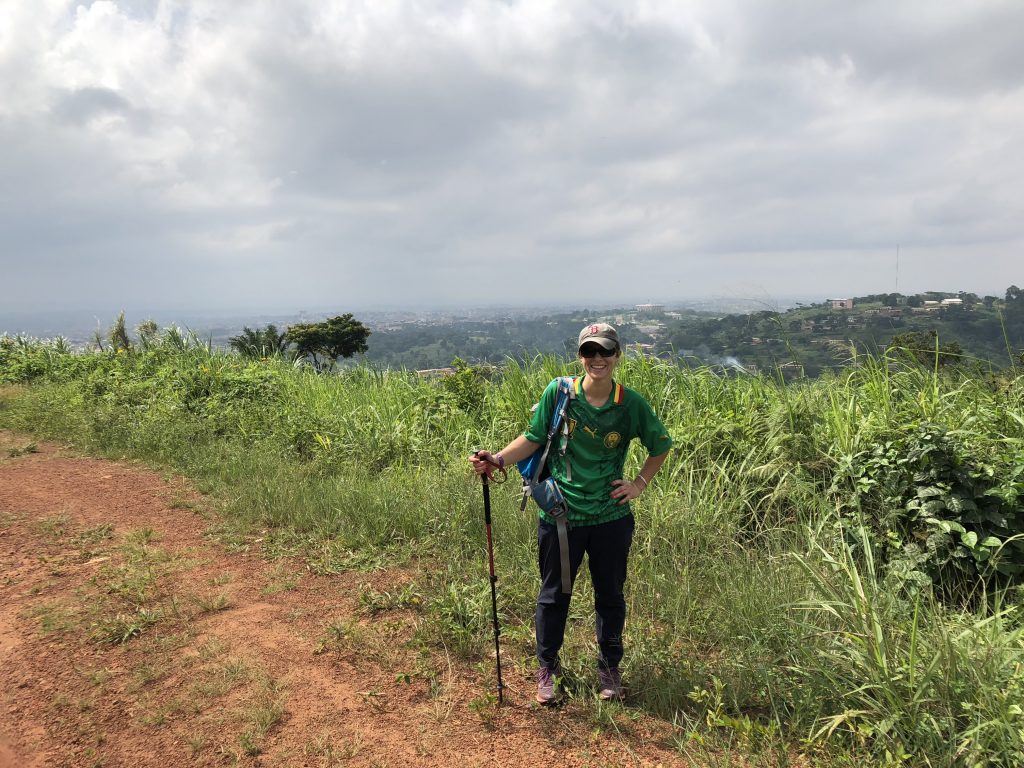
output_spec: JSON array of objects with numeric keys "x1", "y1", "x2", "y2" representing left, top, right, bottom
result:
[
  {"x1": 566, "y1": 418, "x2": 577, "y2": 436},
  {"x1": 582, "y1": 425, "x2": 599, "y2": 439},
  {"x1": 604, "y1": 432, "x2": 621, "y2": 449}
]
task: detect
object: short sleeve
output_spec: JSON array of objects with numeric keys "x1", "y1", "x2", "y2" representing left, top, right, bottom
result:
[
  {"x1": 634, "y1": 395, "x2": 673, "y2": 455},
  {"x1": 523, "y1": 379, "x2": 560, "y2": 443}
]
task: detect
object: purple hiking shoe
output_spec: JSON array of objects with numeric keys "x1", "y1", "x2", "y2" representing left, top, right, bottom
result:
[
  {"x1": 536, "y1": 665, "x2": 561, "y2": 705},
  {"x1": 597, "y1": 667, "x2": 624, "y2": 701}
]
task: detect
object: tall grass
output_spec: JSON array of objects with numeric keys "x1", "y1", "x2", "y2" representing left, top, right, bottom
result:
[{"x1": 2, "y1": 331, "x2": 1023, "y2": 764}]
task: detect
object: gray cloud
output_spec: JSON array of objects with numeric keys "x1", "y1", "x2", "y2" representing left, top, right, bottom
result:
[{"x1": 1, "y1": 0, "x2": 1021, "y2": 316}]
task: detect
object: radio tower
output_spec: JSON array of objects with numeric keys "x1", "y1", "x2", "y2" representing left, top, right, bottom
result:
[{"x1": 895, "y1": 244, "x2": 900, "y2": 294}]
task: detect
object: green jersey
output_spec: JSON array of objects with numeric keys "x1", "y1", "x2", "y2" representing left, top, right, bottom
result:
[{"x1": 524, "y1": 376, "x2": 672, "y2": 526}]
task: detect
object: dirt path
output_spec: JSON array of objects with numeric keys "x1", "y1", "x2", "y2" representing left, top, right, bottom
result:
[{"x1": 0, "y1": 433, "x2": 689, "y2": 767}]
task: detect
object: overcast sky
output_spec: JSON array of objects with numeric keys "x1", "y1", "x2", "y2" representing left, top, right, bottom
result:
[{"x1": 2, "y1": 0, "x2": 1022, "y2": 315}]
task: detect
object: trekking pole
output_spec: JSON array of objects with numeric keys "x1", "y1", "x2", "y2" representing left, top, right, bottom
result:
[{"x1": 475, "y1": 451, "x2": 505, "y2": 704}]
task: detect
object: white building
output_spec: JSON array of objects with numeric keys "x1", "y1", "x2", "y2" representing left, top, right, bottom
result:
[{"x1": 635, "y1": 303, "x2": 665, "y2": 316}]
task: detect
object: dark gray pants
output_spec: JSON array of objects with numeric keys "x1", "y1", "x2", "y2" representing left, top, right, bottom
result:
[{"x1": 535, "y1": 513, "x2": 634, "y2": 671}]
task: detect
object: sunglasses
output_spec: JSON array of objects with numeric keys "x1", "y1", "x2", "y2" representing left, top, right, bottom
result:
[{"x1": 579, "y1": 344, "x2": 618, "y2": 359}]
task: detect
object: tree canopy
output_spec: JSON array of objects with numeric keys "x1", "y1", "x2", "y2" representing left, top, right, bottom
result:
[
  {"x1": 229, "y1": 324, "x2": 289, "y2": 360},
  {"x1": 888, "y1": 330, "x2": 963, "y2": 368},
  {"x1": 285, "y1": 314, "x2": 370, "y2": 370}
]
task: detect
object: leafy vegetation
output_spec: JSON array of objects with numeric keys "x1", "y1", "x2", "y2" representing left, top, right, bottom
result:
[
  {"x1": 228, "y1": 324, "x2": 290, "y2": 360},
  {"x1": 661, "y1": 287, "x2": 1024, "y2": 376},
  {"x1": 285, "y1": 313, "x2": 370, "y2": 370},
  {"x1": 2, "y1": 326, "x2": 1024, "y2": 765}
]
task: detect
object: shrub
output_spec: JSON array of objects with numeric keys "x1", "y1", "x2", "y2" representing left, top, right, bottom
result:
[{"x1": 832, "y1": 424, "x2": 1024, "y2": 599}]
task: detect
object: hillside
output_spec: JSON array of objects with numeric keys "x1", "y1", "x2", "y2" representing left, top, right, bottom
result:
[
  {"x1": 2, "y1": 335, "x2": 1023, "y2": 765},
  {"x1": 658, "y1": 288, "x2": 1024, "y2": 376}
]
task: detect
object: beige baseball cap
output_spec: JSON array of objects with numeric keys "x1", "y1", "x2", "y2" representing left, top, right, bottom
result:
[{"x1": 577, "y1": 322, "x2": 619, "y2": 352}]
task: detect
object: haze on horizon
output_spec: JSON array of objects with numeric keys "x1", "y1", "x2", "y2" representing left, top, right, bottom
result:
[{"x1": 2, "y1": 1, "x2": 1022, "y2": 317}]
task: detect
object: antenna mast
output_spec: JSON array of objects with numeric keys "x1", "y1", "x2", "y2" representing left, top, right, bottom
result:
[{"x1": 895, "y1": 244, "x2": 900, "y2": 294}]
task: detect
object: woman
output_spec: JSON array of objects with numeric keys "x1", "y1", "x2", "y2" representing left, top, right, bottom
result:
[{"x1": 471, "y1": 322, "x2": 672, "y2": 704}]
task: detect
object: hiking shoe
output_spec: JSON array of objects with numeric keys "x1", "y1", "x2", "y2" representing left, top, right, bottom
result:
[
  {"x1": 536, "y1": 665, "x2": 561, "y2": 705},
  {"x1": 597, "y1": 667, "x2": 624, "y2": 701}
]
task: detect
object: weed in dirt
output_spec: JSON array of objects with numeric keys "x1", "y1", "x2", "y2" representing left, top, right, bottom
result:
[
  {"x1": 81, "y1": 667, "x2": 115, "y2": 687},
  {"x1": 315, "y1": 617, "x2": 366, "y2": 654},
  {"x1": 192, "y1": 591, "x2": 232, "y2": 615},
  {"x1": 238, "y1": 732, "x2": 261, "y2": 757},
  {"x1": 209, "y1": 571, "x2": 235, "y2": 586},
  {"x1": 468, "y1": 691, "x2": 500, "y2": 727},
  {"x1": 7, "y1": 440, "x2": 37, "y2": 457},
  {"x1": 130, "y1": 663, "x2": 164, "y2": 689},
  {"x1": 261, "y1": 563, "x2": 302, "y2": 595},
  {"x1": 35, "y1": 512, "x2": 72, "y2": 539},
  {"x1": 358, "y1": 688, "x2": 387, "y2": 713},
  {"x1": 584, "y1": 697, "x2": 642, "y2": 746},
  {"x1": 125, "y1": 526, "x2": 160, "y2": 545},
  {"x1": 93, "y1": 561, "x2": 158, "y2": 604},
  {"x1": 205, "y1": 520, "x2": 253, "y2": 554},
  {"x1": 303, "y1": 730, "x2": 364, "y2": 763},
  {"x1": 139, "y1": 693, "x2": 196, "y2": 728},
  {"x1": 73, "y1": 523, "x2": 114, "y2": 547},
  {"x1": 26, "y1": 601, "x2": 76, "y2": 635},
  {"x1": 238, "y1": 676, "x2": 287, "y2": 756},
  {"x1": 222, "y1": 657, "x2": 249, "y2": 682},
  {"x1": 169, "y1": 497, "x2": 200, "y2": 511},
  {"x1": 185, "y1": 733, "x2": 207, "y2": 756},
  {"x1": 305, "y1": 539, "x2": 402, "y2": 575},
  {"x1": 91, "y1": 607, "x2": 162, "y2": 644},
  {"x1": 358, "y1": 582, "x2": 424, "y2": 614},
  {"x1": 74, "y1": 696, "x2": 94, "y2": 716},
  {"x1": 193, "y1": 657, "x2": 250, "y2": 698},
  {"x1": 197, "y1": 635, "x2": 229, "y2": 660}
]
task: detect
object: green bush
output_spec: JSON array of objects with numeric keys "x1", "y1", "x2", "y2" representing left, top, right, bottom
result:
[{"x1": 832, "y1": 424, "x2": 1024, "y2": 598}]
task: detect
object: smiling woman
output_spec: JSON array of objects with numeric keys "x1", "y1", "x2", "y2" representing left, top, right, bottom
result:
[{"x1": 470, "y1": 322, "x2": 672, "y2": 705}]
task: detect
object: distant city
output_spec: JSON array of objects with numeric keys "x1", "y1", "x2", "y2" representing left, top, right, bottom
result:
[
  {"x1": 0, "y1": 296, "x2": 804, "y2": 348},
  {"x1": 4, "y1": 288, "x2": 1021, "y2": 376}
]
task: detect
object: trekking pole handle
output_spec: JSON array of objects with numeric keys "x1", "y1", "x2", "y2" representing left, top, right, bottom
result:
[{"x1": 472, "y1": 450, "x2": 508, "y2": 484}]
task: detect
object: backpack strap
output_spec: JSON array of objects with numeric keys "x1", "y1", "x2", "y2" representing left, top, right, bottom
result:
[
  {"x1": 559, "y1": 377, "x2": 575, "y2": 481},
  {"x1": 525, "y1": 376, "x2": 576, "y2": 594}
]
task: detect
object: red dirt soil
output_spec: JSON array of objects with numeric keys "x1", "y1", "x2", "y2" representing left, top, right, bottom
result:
[{"x1": 0, "y1": 433, "x2": 690, "y2": 767}]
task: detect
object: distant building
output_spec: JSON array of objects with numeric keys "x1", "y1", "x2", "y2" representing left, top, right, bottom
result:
[
  {"x1": 830, "y1": 298, "x2": 854, "y2": 310},
  {"x1": 415, "y1": 367, "x2": 457, "y2": 378},
  {"x1": 941, "y1": 298, "x2": 963, "y2": 306},
  {"x1": 635, "y1": 303, "x2": 665, "y2": 317}
]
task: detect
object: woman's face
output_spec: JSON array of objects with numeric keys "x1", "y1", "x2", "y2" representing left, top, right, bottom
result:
[{"x1": 578, "y1": 343, "x2": 621, "y2": 381}]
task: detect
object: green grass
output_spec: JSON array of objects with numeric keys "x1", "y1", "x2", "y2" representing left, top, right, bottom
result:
[{"x1": 2, "y1": 331, "x2": 1023, "y2": 764}]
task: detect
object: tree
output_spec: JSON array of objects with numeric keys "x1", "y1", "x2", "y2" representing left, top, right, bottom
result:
[
  {"x1": 1006, "y1": 285, "x2": 1022, "y2": 303},
  {"x1": 958, "y1": 292, "x2": 979, "y2": 307},
  {"x1": 229, "y1": 324, "x2": 289, "y2": 359},
  {"x1": 888, "y1": 329, "x2": 962, "y2": 367},
  {"x1": 285, "y1": 314, "x2": 370, "y2": 370}
]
